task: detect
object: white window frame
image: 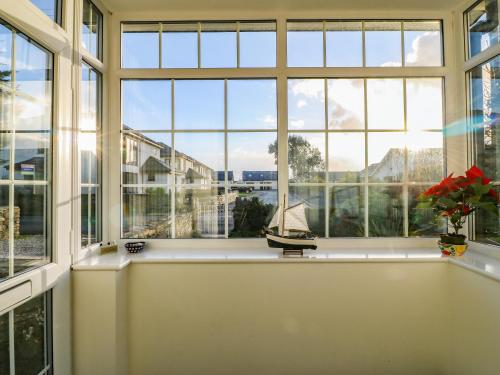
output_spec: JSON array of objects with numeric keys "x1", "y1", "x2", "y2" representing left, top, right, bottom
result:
[
  {"x1": 108, "y1": 10, "x2": 463, "y2": 248},
  {"x1": 460, "y1": 0, "x2": 500, "y2": 250},
  {"x1": 0, "y1": 0, "x2": 79, "y2": 374},
  {"x1": 74, "y1": 0, "x2": 109, "y2": 261}
]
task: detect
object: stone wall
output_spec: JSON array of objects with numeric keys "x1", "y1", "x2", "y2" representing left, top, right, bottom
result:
[{"x1": 0, "y1": 206, "x2": 20, "y2": 240}]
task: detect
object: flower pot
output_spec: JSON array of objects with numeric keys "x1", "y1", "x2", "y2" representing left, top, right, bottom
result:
[
  {"x1": 438, "y1": 241, "x2": 468, "y2": 256},
  {"x1": 439, "y1": 234, "x2": 466, "y2": 245}
]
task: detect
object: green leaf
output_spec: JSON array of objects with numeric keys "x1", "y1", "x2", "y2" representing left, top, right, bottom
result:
[{"x1": 437, "y1": 197, "x2": 457, "y2": 209}]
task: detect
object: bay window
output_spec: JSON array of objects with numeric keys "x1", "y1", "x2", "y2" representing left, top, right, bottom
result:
[
  {"x1": 0, "y1": 20, "x2": 53, "y2": 279},
  {"x1": 119, "y1": 18, "x2": 446, "y2": 240}
]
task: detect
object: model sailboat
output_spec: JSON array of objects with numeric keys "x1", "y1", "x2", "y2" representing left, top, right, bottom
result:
[{"x1": 266, "y1": 195, "x2": 318, "y2": 255}]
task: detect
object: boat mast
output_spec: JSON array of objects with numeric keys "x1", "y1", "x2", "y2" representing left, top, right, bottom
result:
[{"x1": 281, "y1": 193, "x2": 286, "y2": 236}]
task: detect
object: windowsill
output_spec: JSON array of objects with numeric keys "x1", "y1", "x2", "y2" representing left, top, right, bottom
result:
[
  {"x1": 71, "y1": 243, "x2": 500, "y2": 283},
  {"x1": 72, "y1": 246, "x2": 444, "y2": 270}
]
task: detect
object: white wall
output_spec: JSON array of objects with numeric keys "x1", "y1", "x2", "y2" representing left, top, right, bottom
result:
[
  {"x1": 448, "y1": 265, "x2": 500, "y2": 375},
  {"x1": 74, "y1": 262, "x2": 454, "y2": 374}
]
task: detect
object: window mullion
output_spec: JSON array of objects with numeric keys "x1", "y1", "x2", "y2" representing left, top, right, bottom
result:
[
  {"x1": 224, "y1": 79, "x2": 229, "y2": 238},
  {"x1": 9, "y1": 310, "x2": 14, "y2": 375},
  {"x1": 171, "y1": 80, "x2": 176, "y2": 239},
  {"x1": 363, "y1": 79, "x2": 369, "y2": 238}
]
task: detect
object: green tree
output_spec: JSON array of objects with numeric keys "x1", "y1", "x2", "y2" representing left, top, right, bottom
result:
[
  {"x1": 229, "y1": 197, "x2": 274, "y2": 237},
  {"x1": 268, "y1": 135, "x2": 325, "y2": 182}
]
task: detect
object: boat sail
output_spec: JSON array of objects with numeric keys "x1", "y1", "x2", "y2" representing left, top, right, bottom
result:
[{"x1": 266, "y1": 195, "x2": 318, "y2": 254}]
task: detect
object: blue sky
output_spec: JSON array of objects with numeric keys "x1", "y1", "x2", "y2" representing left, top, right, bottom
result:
[{"x1": 121, "y1": 25, "x2": 443, "y2": 178}]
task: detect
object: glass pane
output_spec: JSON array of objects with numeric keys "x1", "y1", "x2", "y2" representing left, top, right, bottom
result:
[
  {"x1": 175, "y1": 186, "x2": 224, "y2": 238},
  {"x1": 475, "y1": 186, "x2": 500, "y2": 245},
  {"x1": 287, "y1": 22, "x2": 323, "y2": 67},
  {"x1": 15, "y1": 34, "x2": 52, "y2": 99},
  {"x1": 467, "y1": 0, "x2": 500, "y2": 58},
  {"x1": 368, "y1": 133, "x2": 405, "y2": 183},
  {"x1": 469, "y1": 56, "x2": 500, "y2": 182},
  {"x1": 80, "y1": 132, "x2": 98, "y2": 184},
  {"x1": 122, "y1": 80, "x2": 171, "y2": 131},
  {"x1": 326, "y1": 22, "x2": 362, "y2": 67},
  {"x1": 81, "y1": 63, "x2": 100, "y2": 131},
  {"x1": 122, "y1": 132, "x2": 171, "y2": 185},
  {"x1": 0, "y1": 23, "x2": 12, "y2": 84},
  {"x1": 175, "y1": 80, "x2": 224, "y2": 130},
  {"x1": 228, "y1": 132, "x2": 277, "y2": 183},
  {"x1": 82, "y1": 0, "x2": 102, "y2": 60},
  {"x1": 14, "y1": 185, "x2": 49, "y2": 275},
  {"x1": 227, "y1": 80, "x2": 277, "y2": 130},
  {"x1": 288, "y1": 133, "x2": 325, "y2": 183},
  {"x1": 368, "y1": 186, "x2": 404, "y2": 237},
  {"x1": 162, "y1": 23, "x2": 198, "y2": 68},
  {"x1": 406, "y1": 78, "x2": 443, "y2": 130},
  {"x1": 31, "y1": 0, "x2": 59, "y2": 22},
  {"x1": 239, "y1": 22, "x2": 276, "y2": 67},
  {"x1": 365, "y1": 21, "x2": 402, "y2": 67},
  {"x1": 14, "y1": 293, "x2": 50, "y2": 374},
  {"x1": 0, "y1": 89, "x2": 12, "y2": 131},
  {"x1": 409, "y1": 185, "x2": 445, "y2": 237},
  {"x1": 200, "y1": 23, "x2": 236, "y2": 68},
  {"x1": 407, "y1": 131, "x2": 443, "y2": 182},
  {"x1": 330, "y1": 186, "x2": 365, "y2": 237},
  {"x1": 174, "y1": 133, "x2": 223, "y2": 185},
  {"x1": 0, "y1": 186, "x2": 8, "y2": 280},
  {"x1": 288, "y1": 79, "x2": 325, "y2": 130},
  {"x1": 122, "y1": 23, "x2": 159, "y2": 68},
  {"x1": 404, "y1": 21, "x2": 442, "y2": 66},
  {"x1": 329, "y1": 133, "x2": 365, "y2": 183},
  {"x1": 229, "y1": 186, "x2": 277, "y2": 238},
  {"x1": 367, "y1": 79, "x2": 404, "y2": 130},
  {"x1": 14, "y1": 95, "x2": 51, "y2": 132},
  {"x1": 14, "y1": 132, "x2": 50, "y2": 181},
  {"x1": 81, "y1": 186, "x2": 99, "y2": 247},
  {"x1": 327, "y1": 79, "x2": 364, "y2": 130},
  {"x1": 122, "y1": 186, "x2": 171, "y2": 239},
  {"x1": 81, "y1": 186, "x2": 89, "y2": 247},
  {"x1": 0, "y1": 132, "x2": 10, "y2": 179},
  {"x1": 289, "y1": 186, "x2": 325, "y2": 237},
  {"x1": 0, "y1": 312, "x2": 8, "y2": 374}
]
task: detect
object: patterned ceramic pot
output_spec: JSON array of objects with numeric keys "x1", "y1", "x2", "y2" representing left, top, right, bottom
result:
[{"x1": 438, "y1": 241, "x2": 468, "y2": 256}]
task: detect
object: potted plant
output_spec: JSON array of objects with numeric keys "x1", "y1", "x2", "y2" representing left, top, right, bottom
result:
[{"x1": 417, "y1": 166, "x2": 499, "y2": 256}]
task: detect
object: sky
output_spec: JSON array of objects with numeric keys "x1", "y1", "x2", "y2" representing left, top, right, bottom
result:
[{"x1": 121, "y1": 25, "x2": 446, "y2": 182}]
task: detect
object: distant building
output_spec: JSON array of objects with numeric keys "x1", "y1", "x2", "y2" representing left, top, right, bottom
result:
[
  {"x1": 213, "y1": 171, "x2": 234, "y2": 183},
  {"x1": 242, "y1": 171, "x2": 277, "y2": 190},
  {"x1": 122, "y1": 125, "x2": 214, "y2": 188}
]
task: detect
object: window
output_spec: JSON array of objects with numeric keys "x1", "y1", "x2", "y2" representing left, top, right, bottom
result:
[
  {"x1": 468, "y1": 55, "x2": 500, "y2": 246},
  {"x1": 30, "y1": 0, "x2": 61, "y2": 24},
  {"x1": 287, "y1": 20, "x2": 443, "y2": 67},
  {"x1": 82, "y1": 0, "x2": 103, "y2": 61},
  {"x1": 121, "y1": 79, "x2": 277, "y2": 239},
  {"x1": 0, "y1": 20, "x2": 53, "y2": 279},
  {"x1": 0, "y1": 292, "x2": 52, "y2": 375},
  {"x1": 121, "y1": 21, "x2": 277, "y2": 69},
  {"x1": 466, "y1": 0, "x2": 500, "y2": 58},
  {"x1": 288, "y1": 78, "x2": 445, "y2": 237},
  {"x1": 80, "y1": 63, "x2": 101, "y2": 248},
  {"x1": 119, "y1": 18, "x2": 445, "y2": 240}
]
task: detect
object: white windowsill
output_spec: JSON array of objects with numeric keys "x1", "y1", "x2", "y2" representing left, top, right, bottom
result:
[{"x1": 72, "y1": 243, "x2": 500, "y2": 284}]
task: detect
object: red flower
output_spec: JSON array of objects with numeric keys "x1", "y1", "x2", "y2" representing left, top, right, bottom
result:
[
  {"x1": 488, "y1": 189, "x2": 499, "y2": 201},
  {"x1": 466, "y1": 165, "x2": 484, "y2": 179},
  {"x1": 466, "y1": 165, "x2": 491, "y2": 185}
]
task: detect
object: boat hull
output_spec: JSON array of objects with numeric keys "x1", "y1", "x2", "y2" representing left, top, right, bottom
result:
[{"x1": 266, "y1": 233, "x2": 317, "y2": 250}]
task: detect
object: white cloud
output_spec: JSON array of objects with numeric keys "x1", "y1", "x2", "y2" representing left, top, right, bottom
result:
[
  {"x1": 290, "y1": 119, "x2": 305, "y2": 129},
  {"x1": 261, "y1": 114, "x2": 277, "y2": 125},
  {"x1": 405, "y1": 32, "x2": 441, "y2": 66},
  {"x1": 290, "y1": 79, "x2": 324, "y2": 99},
  {"x1": 297, "y1": 99, "x2": 307, "y2": 109}
]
